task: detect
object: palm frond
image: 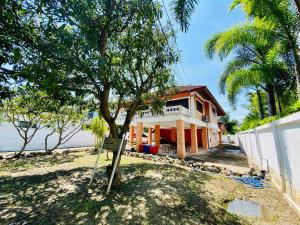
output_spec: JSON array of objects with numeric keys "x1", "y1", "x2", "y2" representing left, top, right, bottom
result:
[
  {"x1": 226, "y1": 68, "x2": 263, "y2": 106},
  {"x1": 171, "y1": 0, "x2": 198, "y2": 32},
  {"x1": 204, "y1": 34, "x2": 221, "y2": 59},
  {"x1": 219, "y1": 58, "x2": 251, "y2": 94}
]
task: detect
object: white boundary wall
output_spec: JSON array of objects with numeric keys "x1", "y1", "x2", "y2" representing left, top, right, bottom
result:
[
  {"x1": 0, "y1": 122, "x2": 96, "y2": 152},
  {"x1": 236, "y1": 111, "x2": 300, "y2": 214}
]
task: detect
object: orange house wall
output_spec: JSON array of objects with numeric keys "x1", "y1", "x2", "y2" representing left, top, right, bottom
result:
[{"x1": 160, "y1": 128, "x2": 203, "y2": 147}]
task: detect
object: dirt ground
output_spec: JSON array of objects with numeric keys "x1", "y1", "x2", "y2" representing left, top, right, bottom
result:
[{"x1": 0, "y1": 150, "x2": 299, "y2": 225}]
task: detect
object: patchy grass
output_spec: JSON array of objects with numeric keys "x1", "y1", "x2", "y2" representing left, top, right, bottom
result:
[
  {"x1": 0, "y1": 151, "x2": 144, "y2": 175},
  {"x1": 0, "y1": 151, "x2": 299, "y2": 225}
]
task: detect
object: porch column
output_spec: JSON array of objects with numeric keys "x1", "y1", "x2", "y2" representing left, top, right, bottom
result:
[
  {"x1": 190, "y1": 124, "x2": 198, "y2": 154},
  {"x1": 218, "y1": 131, "x2": 222, "y2": 145},
  {"x1": 129, "y1": 125, "x2": 134, "y2": 145},
  {"x1": 176, "y1": 120, "x2": 186, "y2": 159},
  {"x1": 148, "y1": 128, "x2": 153, "y2": 144},
  {"x1": 155, "y1": 125, "x2": 160, "y2": 148},
  {"x1": 171, "y1": 127, "x2": 176, "y2": 142},
  {"x1": 202, "y1": 127, "x2": 209, "y2": 150},
  {"x1": 136, "y1": 122, "x2": 143, "y2": 151}
]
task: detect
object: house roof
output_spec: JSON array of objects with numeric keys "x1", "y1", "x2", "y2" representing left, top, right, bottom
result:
[{"x1": 176, "y1": 85, "x2": 226, "y2": 116}]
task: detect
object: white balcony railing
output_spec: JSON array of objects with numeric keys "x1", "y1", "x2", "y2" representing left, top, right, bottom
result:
[
  {"x1": 116, "y1": 105, "x2": 193, "y2": 122},
  {"x1": 140, "y1": 105, "x2": 193, "y2": 118}
]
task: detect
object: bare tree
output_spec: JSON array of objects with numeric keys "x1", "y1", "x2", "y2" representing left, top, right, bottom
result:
[
  {"x1": 44, "y1": 106, "x2": 85, "y2": 153},
  {"x1": 2, "y1": 91, "x2": 46, "y2": 157}
]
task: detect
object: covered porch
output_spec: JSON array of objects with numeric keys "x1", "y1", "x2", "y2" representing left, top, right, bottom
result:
[{"x1": 128, "y1": 117, "x2": 222, "y2": 159}]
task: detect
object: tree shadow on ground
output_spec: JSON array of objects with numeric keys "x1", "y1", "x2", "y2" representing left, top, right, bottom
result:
[
  {"x1": 0, "y1": 153, "x2": 81, "y2": 172},
  {"x1": 0, "y1": 163, "x2": 245, "y2": 225}
]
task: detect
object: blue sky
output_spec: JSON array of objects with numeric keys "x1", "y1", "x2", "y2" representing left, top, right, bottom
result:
[{"x1": 164, "y1": 0, "x2": 249, "y2": 122}]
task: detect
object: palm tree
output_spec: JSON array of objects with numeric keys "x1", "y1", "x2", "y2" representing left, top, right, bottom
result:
[
  {"x1": 205, "y1": 20, "x2": 292, "y2": 116},
  {"x1": 230, "y1": 0, "x2": 300, "y2": 98},
  {"x1": 171, "y1": 0, "x2": 300, "y2": 98}
]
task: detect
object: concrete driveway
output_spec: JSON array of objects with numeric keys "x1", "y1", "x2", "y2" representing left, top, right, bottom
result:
[{"x1": 186, "y1": 144, "x2": 249, "y2": 168}]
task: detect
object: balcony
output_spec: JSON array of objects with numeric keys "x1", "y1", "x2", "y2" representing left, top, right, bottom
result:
[
  {"x1": 116, "y1": 105, "x2": 213, "y2": 126},
  {"x1": 139, "y1": 105, "x2": 193, "y2": 118}
]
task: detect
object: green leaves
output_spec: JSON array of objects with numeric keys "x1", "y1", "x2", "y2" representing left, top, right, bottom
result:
[{"x1": 171, "y1": 0, "x2": 198, "y2": 32}]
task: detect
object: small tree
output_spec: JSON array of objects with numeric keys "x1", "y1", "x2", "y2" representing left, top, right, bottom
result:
[
  {"x1": 44, "y1": 106, "x2": 85, "y2": 153},
  {"x1": 2, "y1": 91, "x2": 47, "y2": 157},
  {"x1": 88, "y1": 116, "x2": 109, "y2": 159},
  {"x1": 219, "y1": 114, "x2": 238, "y2": 134},
  {"x1": 89, "y1": 116, "x2": 108, "y2": 148}
]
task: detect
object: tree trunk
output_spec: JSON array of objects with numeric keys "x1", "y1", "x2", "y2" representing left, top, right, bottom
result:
[
  {"x1": 291, "y1": 46, "x2": 300, "y2": 99},
  {"x1": 106, "y1": 150, "x2": 110, "y2": 160},
  {"x1": 16, "y1": 140, "x2": 28, "y2": 157},
  {"x1": 256, "y1": 89, "x2": 265, "y2": 119},
  {"x1": 106, "y1": 120, "x2": 123, "y2": 187},
  {"x1": 275, "y1": 91, "x2": 283, "y2": 117},
  {"x1": 266, "y1": 84, "x2": 277, "y2": 117}
]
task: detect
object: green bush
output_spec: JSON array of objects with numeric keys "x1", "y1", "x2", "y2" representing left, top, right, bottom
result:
[
  {"x1": 239, "y1": 116, "x2": 279, "y2": 131},
  {"x1": 288, "y1": 101, "x2": 300, "y2": 114}
]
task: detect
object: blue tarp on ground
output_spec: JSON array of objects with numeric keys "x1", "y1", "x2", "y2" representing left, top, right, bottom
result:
[{"x1": 232, "y1": 176, "x2": 265, "y2": 189}]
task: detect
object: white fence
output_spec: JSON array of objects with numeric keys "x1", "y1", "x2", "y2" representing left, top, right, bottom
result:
[
  {"x1": 0, "y1": 122, "x2": 96, "y2": 152},
  {"x1": 236, "y1": 111, "x2": 300, "y2": 213}
]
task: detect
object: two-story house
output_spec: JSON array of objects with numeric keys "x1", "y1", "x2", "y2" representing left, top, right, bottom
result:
[{"x1": 116, "y1": 85, "x2": 226, "y2": 159}]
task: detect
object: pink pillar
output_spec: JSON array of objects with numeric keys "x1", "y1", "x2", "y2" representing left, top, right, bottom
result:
[
  {"x1": 136, "y1": 122, "x2": 143, "y2": 151},
  {"x1": 148, "y1": 128, "x2": 153, "y2": 144},
  {"x1": 191, "y1": 124, "x2": 198, "y2": 154},
  {"x1": 176, "y1": 120, "x2": 186, "y2": 159},
  {"x1": 129, "y1": 126, "x2": 134, "y2": 146}
]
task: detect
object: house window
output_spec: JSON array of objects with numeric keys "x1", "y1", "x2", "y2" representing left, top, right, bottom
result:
[
  {"x1": 166, "y1": 98, "x2": 189, "y2": 109},
  {"x1": 196, "y1": 100, "x2": 203, "y2": 113},
  {"x1": 212, "y1": 107, "x2": 217, "y2": 117}
]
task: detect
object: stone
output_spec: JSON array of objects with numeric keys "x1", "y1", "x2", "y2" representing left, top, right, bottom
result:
[
  {"x1": 225, "y1": 170, "x2": 233, "y2": 176},
  {"x1": 249, "y1": 167, "x2": 256, "y2": 175},
  {"x1": 201, "y1": 165, "x2": 209, "y2": 171},
  {"x1": 233, "y1": 172, "x2": 243, "y2": 177},
  {"x1": 208, "y1": 167, "x2": 221, "y2": 173}
]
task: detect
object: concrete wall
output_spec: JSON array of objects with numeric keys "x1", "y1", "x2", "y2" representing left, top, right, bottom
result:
[
  {"x1": 0, "y1": 122, "x2": 96, "y2": 152},
  {"x1": 209, "y1": 128, "x2": 220, "y2": 148},
  {"x1": 236, "y1": 111, "x2": 300, "y2": 214},
  {"x1": 222, "y1": 134, "x2": 238, "y2": 143}
]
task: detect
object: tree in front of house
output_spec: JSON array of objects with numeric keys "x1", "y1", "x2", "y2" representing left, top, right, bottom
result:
[
  {"x1": 23, "y1": 0, "x2": 177, "y2": 186},
  {"x1": 1, "y1": 90, "x2": 48, "y2": 156},
  {"x1": 43, "y1": 105, "x2": 86, "y2": 153}
]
